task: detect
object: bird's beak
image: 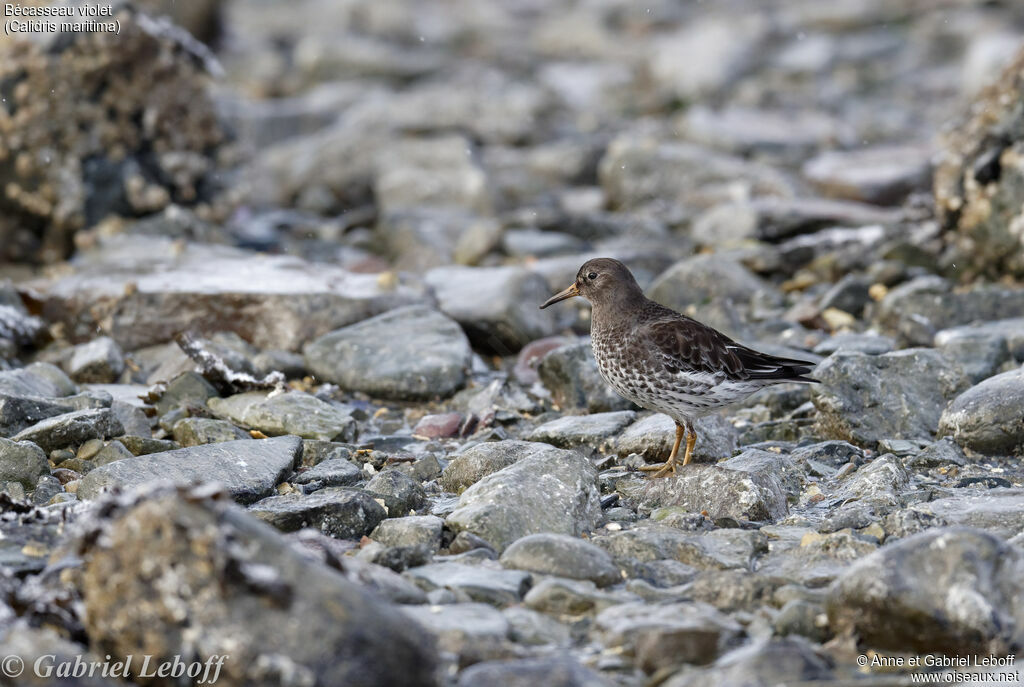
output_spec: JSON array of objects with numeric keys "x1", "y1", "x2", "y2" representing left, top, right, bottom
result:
[{"x1": 540, "y1": 282, "x2": 579, "y2": 309}]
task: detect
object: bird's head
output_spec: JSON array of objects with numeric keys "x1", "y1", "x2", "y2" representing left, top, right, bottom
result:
[{"x1": 539, "y1": 257, "x2": 642, "y2": 309}]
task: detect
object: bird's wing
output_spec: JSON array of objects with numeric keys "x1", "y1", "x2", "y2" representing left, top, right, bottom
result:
[{"x1": 642, "y1": 316, "x2": 817, "y2": 382}]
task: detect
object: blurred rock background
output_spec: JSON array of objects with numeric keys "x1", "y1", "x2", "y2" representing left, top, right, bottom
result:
[{"x1": 1, "y1": 0, "x2": 1024, "y2": 685}]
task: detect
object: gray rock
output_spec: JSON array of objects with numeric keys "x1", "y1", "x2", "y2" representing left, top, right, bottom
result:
[
  {"x1": 595, "y1": 601, "x2": 743, "y2": 672},
  {"x1": 526, "y1": 411, "x2": 635, "y2": 450},
  {"x1": 365, "y1": 469, "x2": 428, "y2": 516},
  {"x1": 819, "y1": 274, "x2": 872, "y2": 317},
  {"x1": 826, "y1": 527, "x2": 1024, "y2": 654},
  {"x1": 523, "y1": 577, "x2": 636, "y2": 617},
  {"x1": 500, "y1": 533, "x2": 620, "y2": 587},
  {"x1": 372, "y1": 515, "x2": 444, "y2": 550},
  {"x1": 812, "y1": 332, "x2": 897, "y2": 356},
  {"x1": 627, "y1": 464, "x2": 788, "y2": 522},
  {"x1": 92, "y1": 440, "x2": 135, "y2": 466},
  {"x1": 502, "y1": 606, "x2": 572, "y2": 647},
  {"x1": 0, "y1": 362, "x2": 76, "y2": 398},
  {"x1": 647, "y1": 254, "x2": 779, "y2": 312},
  {"x1": 682, "y1": 569, "x2": 787, "y2": 613},
  {"x1": 400, "y1": 602, "x2": 513, "y2": 668},
  {"x1": 0, "y1": 438, "x2": 48, "y2": 489},
  {"x1": 936, "y1": 318, "x2": 1024, "y2": 362},
  {"x1": 66, "y1": 337, "x2": 125, "y2": 383},
  {"x1": 119, "y1": 435, "x2": 178, "y2": 456},
  {"x1": 594, "y1": 525, "x2": 766, "y2": 572},
  {"x1": 939, "y1": 368, "x2": 1024, "y2": 456},
  {"x1": 773, "y1": 599, "x2": 830, "y2": 643},
  {"x1": 615, "y1": 413, "x2": 739, "y2": 465},
  {"x1": 249, "y1": 487, "x2": 386, "y2": 539},
  {"x1": 537, "y1": 341, "x2": 635, "y2": 413},
  {"x1": 424, "y1": 265, "x2": 567, "y2": 353},
  {"x1": 935, "y1": 327, "x2": 1012, "y2": 384},
  {"x1": 404, "y1": 562, "x2": 532, "y2": 606},
  {"x1": 456, "y1": 657, "x2": 610, "y2": 687},
  {"x1": 208, "y1": 390, "x2": 356, "y2": 441},
  {"x1": 904, "y1": 490, "x2": 1024, "y2": 539},
  {"x1": 377, "y1": 208, "x2": 501, "y2": 272},
  {"x1": 293, "y1": 458, "x2": 362, "y2": 489},
  {"x1": 680, "y1": 105, "x2": 849, "y2": 158},
  {"x1": 664, "y1": 638, "x2": 833, "y2": 687},
  {"x1": 373, "y1": 135, "x2": 489, "y2": 214},
  {"x1": 0, "y1": 392, "x2": 92, "y2": 437},
  {"x1": 812, "y1": 349, "x2": 969, "y2": 447},
  {"x1": 803, "y1": 144, "x2": 932, "y2": 205},
  {"x1": 172, "y1": 417, "x2": 252, "y2": 446},
  {"x1": 875, "y1": 276, "x2": 1024, "y2": 346},
  {"x1": 71, "y1": 486, "x2": 439, "y2": 687},
  {"x1": 446, "y1": 446, "x2": 601, "y2": 551},
  {"x1": 12, "y1": 408, "x2": 124, "y2": 453},
  {"x1": 599, "y1": 135, "x2": 795, "y2": 213},
  {"x1": 78, "y1": 436, "x2": 301, "y2": 504},
  {"x1": 151, "y1": 371, "x2": 218, "y2": 416},
  {"x1": 304, "y1": 305, "x2": 471, "y2": 400},
  {"x1": 441, "y1": 440, "x2": 556, "y2": 493},
  {"x1": 720, "y1": 448, "x2": 804, "y2": 499},
  {"x1": 834, "y1": 454, "x2": 910, "y2": 508},
  {"x1": 757, "y1": 530, "x2": 878, "y2": 588},
  {"x1": 33, "y1": 235, "x2": 423, "y2": 351}
]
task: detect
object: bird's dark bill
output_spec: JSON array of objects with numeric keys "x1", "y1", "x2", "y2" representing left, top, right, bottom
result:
[{"x1": 540, "y1": 282, "x2": 579, "y2": 309}]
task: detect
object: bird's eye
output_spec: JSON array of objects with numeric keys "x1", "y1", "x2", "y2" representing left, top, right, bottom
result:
[{"x1": 587, "y1": 272, "x2": 597, "y2": 280}]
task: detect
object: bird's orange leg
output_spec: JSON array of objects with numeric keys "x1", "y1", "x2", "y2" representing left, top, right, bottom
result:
[
  {"x1": 639, "y1": 422, "x2": 685, "y2": 478},
  {"x1": 681, "y1": 427, "x2": 696, "y2": 466}
]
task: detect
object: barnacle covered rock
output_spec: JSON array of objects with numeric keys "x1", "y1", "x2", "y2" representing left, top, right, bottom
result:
[{"x1": 0, "y1": 5, "x2": 227, "y2": 263}]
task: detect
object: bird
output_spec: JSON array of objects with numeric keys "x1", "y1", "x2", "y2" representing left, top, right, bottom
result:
[{"x1": 540, "y1": 257, "x2": 818, "y2": 478}]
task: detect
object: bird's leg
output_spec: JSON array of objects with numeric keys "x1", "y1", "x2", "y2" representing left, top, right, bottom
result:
[
  {"x1": 639, "y1": 422, "x2": 685, "y2": 478},
  {"x1": 681, "y1": 423, "x2": 697, "y2": 466}
]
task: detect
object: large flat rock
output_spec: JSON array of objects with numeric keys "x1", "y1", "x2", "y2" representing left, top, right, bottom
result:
[
  {"x1": 30, "y1": 236, "x2": 424, "y2": 351},
  {"x1": 78, "y1": 436, "x2": 301, "y2": 504}
]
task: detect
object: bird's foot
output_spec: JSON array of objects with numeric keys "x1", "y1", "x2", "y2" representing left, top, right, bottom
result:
[{"x1": 638, "y1": 459, "x2": 677, "y2": 478}]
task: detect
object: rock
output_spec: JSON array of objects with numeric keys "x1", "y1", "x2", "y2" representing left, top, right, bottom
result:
[
  {"x1": 537, "y1": 341, "x2": 635, "y2": 413},
  {"x1": 400, "y1": 602, "x2": 514, "y2": 668},
  {"x1": 372, "y1": 515, "x2": 444, "y2": 550},
  {"x1": 826, "y1": 527, "x2": 1024, "y2": 654},
  {"x1": 119, "y1": 435, "x2": 178, "y2": 456},
  {"x1": 0, "y1": 438, "x2": 48, "y2": 489},
  {"x1": 292, "y1": 458, "x2": 362, "y2": 489},
  {"x1": 680, "y1": 106, "x2": 849, "y2": 158},
  {"x1": 151, "y1": 371, "x2": 218, "y2": 416},
  {"x1": 813, "y1": 332, "x2": 897, "y2": 356},
  {"x1": 32, "y1": 235, "x2": 423, "y2": 351},
  {"x1": 937, "y1": 318, "x2": 1024, "y2": 362},
  {"x1": 304, "y1": 305, "x2": 471, "y2": 400},
  {"x1": 0, "y1": 8, "x2": 226, "y2": 264},
  {"x1": 424, "y1": 265, "x2": 568, "y2": 353},
  {"x1": 934, "y1": 327, "x2": 1011, "y2": 383},
  {"x1": 615, "y1": 414, "x2": 739, "y2": 465},
  {"x1": 645, "y1": 16, "x2": 767, "y2": 101},
  {"x1": 249, "y1": 487, "x2": 386, "y2": 539},
  {"x1": 935, "y1": 47, "x2": 1024, "y2": 278},
  {"x1": 523, "y1": 577, "x2": 635, "y2": 617},
  {"x1": 441, "y1": 440, "x2": 556, "y2": 493},
  {"x1": 834, "y1": 454, "x2": 910, "y2": 508},
  {"x1": 373, "y1": 135, "x2": 489, "y2": 214},
  {"x1": 65, "y1": 337, "x2": 125, "y2": 384},
  {"x1": 812, "y1": 349, "x2": 969, "y2": 447},
  {"x1": 647, "y1": 254, "x2": 778, "y2": 312},
  {"x1": 365, "y1": 469, "x2": 428, "y2": 516},
  {"x1": 720, "y1": 448, "x2": 804, "y2": 499},
  {"x1": 627, "y1": 464, "x2": 788, "y2": 522},
  {"x1": 818, "y1": 274, "x2": 872, "y2": 317},
  {"x1": 208, "y1": 391, "x2": 356, "y2": 441},
  {"x1": 595, "y1": 526, "x2": 768, "y2": 572},
  {"x1": 803, "y1": 144, "x2": 932, "y2": 205},
  {"x1": 599, "y1": 135, "x2": 795, "y2": 214},
  {"x1": 377, "y1": 208, "x2": 501, "y2": 272},
  {"x1": 526, "y1": 411, "x2": 635, "y2": 450},
  {"x1": 12, "y1": 409, "x2": 124, "y2": 454},
  {"x1": 595, "y1": 601, "x2": 743, "y2": 672},
  {"x1": 0, "y1": 626, "x2": 121, "y2": 687},
  {"x1": 663, "y1": 638, "x2": 834, "y2": 687},
  {"x1": 92, "y1": 440, "x2": 135, "y2": 467},
  {"x1": 413, "y1": 412, "x2": 464, "y2": 439},
  {"x1": 71, "y1": 486, "x2": 439, "y2": 686},
  {"x1": 0, "y1": 363, "x2": 77, "y2": 399},
  {"x1": 502, "y1": 606, "x2": 572, "y2": 647},
  {"x1": 773, "y1": 599, "x2": 830, "y2": 643},
  {"x1": 172, "y1": 417, "x2": 252, "y2": 446},
  {"x1": 78, "y1": 436, "x2": 301, "y2": 504},
  {"x1": 939, "y1": 368, "x2": 1024, "y2": 456},
  {"x1": 446, "y1": 445, "x2": 601, "y2": 551},
  {"x1": 683, "y1": 569, "x2": 787, "y2": 613},
  {"x1": 500, "y1": 533, "x2": 620, "y2": 587},
  {"x1": 875, "y1": 276, "x2": 1024, "y2": 346},
  {"x1": 405, "y1": 562, "x2": 532, "y2": 606},
  {"x1": 456, "y1": 657, "x2": 611, "y2": 687},
  {"x1": 903, "y1": 490, "x2": 1024, "y2": 539}
]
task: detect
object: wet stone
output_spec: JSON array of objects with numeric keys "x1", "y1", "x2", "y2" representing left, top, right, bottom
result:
[
  {"x1": 249, "y1": 487, "x2": 387, "y2": 540},
  {"x1": 499, "y1": 533, "x2": 621, "y2": 587},
  {"x1": 65, "y1": 337, "x2": 125, "y2": 384},
  {"x1": 208, "y1": 390, "x2": 356, "y2": 442},
  {"x1": 0, "y1": 438, "x2": 48, "y2": 490},
  {"x1": 404, "y1": 562, "x2": 532, "y2": 606},
  {"x1": 12, "y1": 408, "x2": 124, "y2": 454},
  {"x1": 938, "y1": 368, "x2": 1024, "y2": 457},
  {"x1": 292, "y1": 458, "x2": 362, "y2": 489},
  {"x1": 365, "y1": 469, "x2": 428, "y2": 516},
  {"x1": 371, "y1": 515, "x2": 444, "y2": 550},
  {"x1": 627, "y1": 464, "x2": 788, "y2": 523},
  {"x1": 172, "y1": 417, "x2": 252, "y2": 446},
  {"x1": 526, "y1": 411, "x2": 635, "y2": 450}
]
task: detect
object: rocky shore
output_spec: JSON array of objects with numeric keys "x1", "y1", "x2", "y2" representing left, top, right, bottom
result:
[{"x1": 2, "y1": 1, "x2": 1024, "y2": 685}]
